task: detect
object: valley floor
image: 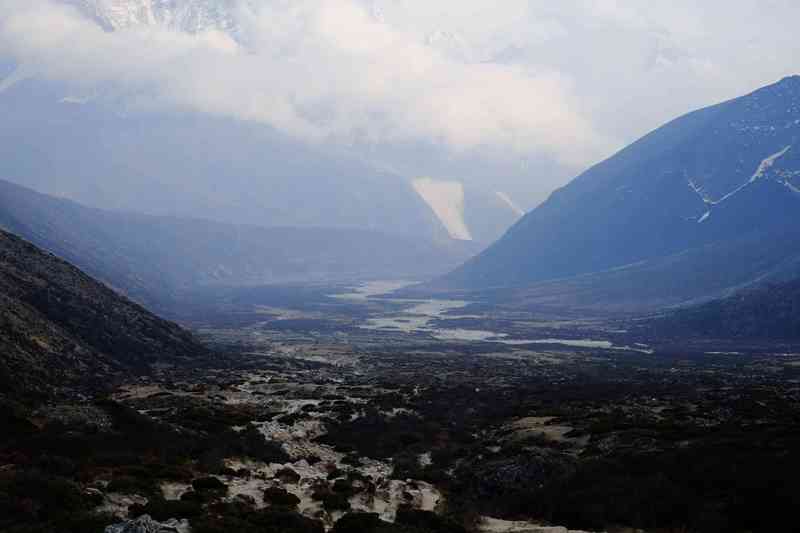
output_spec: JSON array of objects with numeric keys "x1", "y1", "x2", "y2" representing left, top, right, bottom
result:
[{"x1": 3, "y1": 282, "x2": 800, "y2": 533}]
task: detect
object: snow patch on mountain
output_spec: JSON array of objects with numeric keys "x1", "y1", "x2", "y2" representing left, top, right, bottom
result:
[
  {"x1": 687, "y1": 178, "x2": 712, "y2": 223},
  {"x1": 713, "y1": 145, "x2": 792, "y2": 205},
  {"x1": 784, "y1": 180, "x2": 800, "y2": 194},
  {"x1": 687, "y1": 178, "x2": 712, "y2": 204},
  {"x1": 495, "y1": 191, "x2": 525, "y2": 217},
  {"x1": 412, "y1": 178, "x2": 472, "y2": 241},
  {"x1": 688, "y1": 145, "x2": 793, "y2": 223},
  {"x1": 64, "y1": 0, "x2": 156, "y2": 30},
  {"x1": 750, "y1": 145, "x2": 792, "y2": 182}
]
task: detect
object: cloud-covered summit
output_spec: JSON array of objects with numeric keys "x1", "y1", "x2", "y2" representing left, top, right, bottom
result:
[
  {"x1": 0, "y1": 0, "x2": 612, "y2": 171},
  {"x1": 1, "y1": 0, "x2": 798, "y2": 204}
]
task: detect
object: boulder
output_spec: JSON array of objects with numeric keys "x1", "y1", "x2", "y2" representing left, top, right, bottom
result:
[
  {"x1": 191, "y1": 476, "x2": 227, "y2": 493},
  {"x1": 274, "y1": 466, "x2": 301, "y2": 484},
  {"x1": 264, "y1": 486, "x2": 301, "y2": 508}
]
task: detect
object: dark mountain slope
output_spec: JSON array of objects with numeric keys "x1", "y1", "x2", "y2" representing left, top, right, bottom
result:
[
  {"x1": 0, "y1": 230, "x2": 204, "y2": 400},
  {"x1": 0, "y1": 179, "x2": 480, "y2": 311},
  {"x1": 651, "y1": 278, "x2": 800, "y2": 340},
  {"x1": 439, "y1": 76, "x2": 800, "y2": 303},
  {"x1": 483, "y1": 228, "x2": 800, "y2": 314}
]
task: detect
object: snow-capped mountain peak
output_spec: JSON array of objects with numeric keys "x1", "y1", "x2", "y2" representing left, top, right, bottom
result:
[{"x1": 62, "y1": 0, "x2": 242, "y2": 35}]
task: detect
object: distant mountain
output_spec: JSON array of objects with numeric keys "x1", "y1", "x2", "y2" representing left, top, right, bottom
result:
[
  {"x1": 0, "y1": 229, "x2": 204, "y2": 401},
  {"x1": 2, "y1": 0, "x2": 524, "y2": 245},
  {"x1": 435, "y1": 76, "x2": 800, "y2": 309},
  {"x1": 0, "y1": 73, "x2": 518, "y2": 245},
  {"x1": 0, "y1": 179, "x2": 480, "y2": 311},
  {"x1": 0, "y1": 75, "x2": 438, "y2": 239}
]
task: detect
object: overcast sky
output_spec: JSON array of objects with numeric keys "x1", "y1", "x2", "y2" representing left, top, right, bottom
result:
[{"x1": 1, "y1": 0, "x2": 799, "y2": 203}]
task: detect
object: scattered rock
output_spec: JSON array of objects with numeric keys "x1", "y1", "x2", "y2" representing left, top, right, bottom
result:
[
  {"x1": 234, "y1": 493, "x2": 257, "y2": 507},
  {"x1": 327, "y1": 467, "x2": 345, "y2": 480},
  {"x1": 331, "y1": 512, "x2": 385, "y2": 533},
  {"x1": 322, "y1": 491, "x2": 351, "y2": 512},
  {"x1": 96, "y1": 493, "x2": 149, "y2": 518},
  {"x1": 264, "y1": 486, "x2": 301, "y2": 508},
  {"x1": 179, "y1": 491, "x2": 203, "y2": 503},
  {"x1": 104, "y1": 514, "x2": 190, "y2": 533},
  {"x1": 274, "y1": 466, "x2": 301, "y2": 484},
  {"x1": 84, "y1": 487, "x2": 105, "y2": 505},
  {"x1": 191, "y1": 476, "x2": 227, "y2": 493},
  {"x1": 396, "y1": 508, "x2": 466, "y2": 533}
]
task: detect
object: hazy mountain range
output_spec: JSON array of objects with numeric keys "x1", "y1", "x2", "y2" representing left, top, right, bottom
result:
[
  {"x1": 0, "y1": 179, "x2": 481, "y2": 312},
  {"x1": 0, "y1": 74, "x2": 522, "y2": 243},
  {"x1": 0, "y1": 0, "x2": 526, "y2": 247}
]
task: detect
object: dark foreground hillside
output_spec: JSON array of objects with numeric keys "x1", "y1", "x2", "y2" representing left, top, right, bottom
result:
[{"x1": 0, "y1": 229, "x2": 204, "y2": 401}]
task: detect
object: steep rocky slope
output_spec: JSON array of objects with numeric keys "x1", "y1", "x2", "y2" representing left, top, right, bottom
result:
[{"x1": 0, "y1": 230, "x2": 204, "y2": 401}]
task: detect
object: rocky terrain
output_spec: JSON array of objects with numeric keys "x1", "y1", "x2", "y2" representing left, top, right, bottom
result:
[
  {"x1": 0, "y1": 229, "x2": 205, "y2": 401},
  {"x1": 3, "y1": 237, "x2": 798, "y2": 532},
  {"x1": 4, "y1": 313, "x2": 800, "y2": 533},
  {"x1": 3, "y1": 270, "x2": 800, "y2": 532}
]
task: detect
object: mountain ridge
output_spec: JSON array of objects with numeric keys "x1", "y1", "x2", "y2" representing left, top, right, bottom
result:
[
  {"x1": 432, "y1": 75, "x2": 800, "y2": 309},
  {"x1": 0, "y1": 178, "x2": 483, "y2": 312},
  {"x1": 0, "y1": 228, "x2": 205, "y2": 401},
  {"x1": 0, "y1": 71, "x2": 519, "y2": 245}
]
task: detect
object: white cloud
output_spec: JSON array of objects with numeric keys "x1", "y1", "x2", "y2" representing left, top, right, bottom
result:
[
  {"x1": 0, "y1": 0, "x2": 798, "y2": 197},
  {"x1": 0, "y1": 0, "x2": 616, "y2": 169}
]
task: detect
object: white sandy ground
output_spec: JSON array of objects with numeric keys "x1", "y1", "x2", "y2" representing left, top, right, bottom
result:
[
  {"x1": 154, "y1": 373, "x2": 441, "y2": 529},
  {"x1": 506, "y1": 417, "x2": 588, "y2": 446},
  {"x1": 479, "y1": 516, "x2": 597, "y2": 533},
  {"x1": 94, "y1": 492, "x2": 148, "y2": 518},
  {"x1": 113, "y1": 363, "x2": 603, "y2": 532}
]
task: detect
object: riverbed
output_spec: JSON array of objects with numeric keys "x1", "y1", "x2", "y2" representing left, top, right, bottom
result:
[{"x1": 334, "y1": 281, "x2": 652, "y2": 352}]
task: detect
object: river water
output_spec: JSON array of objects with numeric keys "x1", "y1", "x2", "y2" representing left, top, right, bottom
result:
[{"x1": 334, "y1": 281, "x2": 651, "y2": 352}]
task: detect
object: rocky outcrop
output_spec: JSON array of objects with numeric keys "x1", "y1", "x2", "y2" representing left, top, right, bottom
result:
[{"x1": 0, "y1": 229, "x2": 206, "y2": 401}]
